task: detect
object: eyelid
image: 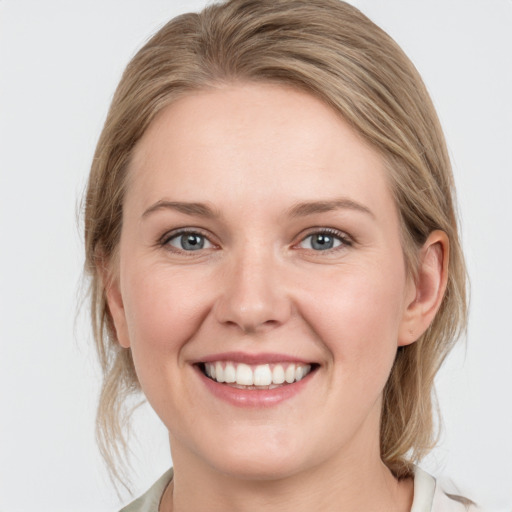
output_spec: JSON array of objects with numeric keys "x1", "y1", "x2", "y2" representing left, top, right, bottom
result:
[
  {"x1": 158, "y1": 227, "x2": 218, "y2": 251},
  {"x1": 156, "y1": 226, "x2": 353, "y2": 253},
  {"x1": 294, "y1": 227, "x2": 353, "y2": 250}
]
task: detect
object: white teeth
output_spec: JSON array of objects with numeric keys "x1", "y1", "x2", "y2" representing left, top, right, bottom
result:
[
  {"x1": 215, "y1": 361, "x2": 224, "y2": 383},
  {"x1": 224, "y1": 362, "x2": 236, "y2": 383},
  {"x1": 236, "y1": 363, "x2": 254, "y2": 385},
  {"x1": 203, "y1": 362, "x2": 313, "y2": 387},
  {"x1": 285, "y1": 364, "x2": 296, "y2": 383},
  {"x1": 272, "y1": 364, "x2": 285, "y2": 384},
  {"x1": 253, "y1": 364, "x2": 272, "y2": 386}
]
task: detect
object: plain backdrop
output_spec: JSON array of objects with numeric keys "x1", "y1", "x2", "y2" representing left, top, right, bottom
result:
[{"x1": 1, "y1": 1, "x2": 511, "y2": 511}]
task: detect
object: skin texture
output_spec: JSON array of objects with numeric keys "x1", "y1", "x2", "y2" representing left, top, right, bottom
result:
[{"x1": 106, "y1": 83, "x2": 448, "y2": 511}]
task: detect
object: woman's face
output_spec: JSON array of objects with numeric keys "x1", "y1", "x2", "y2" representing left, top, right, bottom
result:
[{"x1": 109, "y1": 83, "x2": 417, "y2": 479}]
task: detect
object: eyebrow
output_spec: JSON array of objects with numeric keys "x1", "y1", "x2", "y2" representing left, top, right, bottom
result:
[
  {"x1": 142, "y1": 200, "x2": 219, "y2": 219},
  {"x1": 142, "y1": 198, "x2": 374, "y2": 220},
  {"x1": 286, "y1": 198, "x2": 375, "y2": 219}
]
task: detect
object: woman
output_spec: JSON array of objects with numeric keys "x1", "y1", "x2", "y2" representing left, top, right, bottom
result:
[{"x1": 84, "y1": 0, "x2": 476, "y2": 510}]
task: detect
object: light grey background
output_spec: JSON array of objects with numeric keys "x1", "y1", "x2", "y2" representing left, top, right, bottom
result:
[{"x1": 1, "y1": 1, "x2": 511, "y2": 510}]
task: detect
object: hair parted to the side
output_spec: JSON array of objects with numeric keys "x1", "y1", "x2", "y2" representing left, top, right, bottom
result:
[{"x1": 84, "y1": 0, "x2": 468, "y2": 488}]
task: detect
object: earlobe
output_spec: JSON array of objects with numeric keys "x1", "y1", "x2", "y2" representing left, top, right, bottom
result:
[
  {"x1": 99, "y1": 260, "x2": 131, "y2": 349},
  {"x1": 398, "y1": 230, "x2": 449, "y2": 347}
]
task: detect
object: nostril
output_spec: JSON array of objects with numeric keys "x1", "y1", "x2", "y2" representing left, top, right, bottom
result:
[{"x1": 212, "y1": 277, "x2": 292, "y2": 333}]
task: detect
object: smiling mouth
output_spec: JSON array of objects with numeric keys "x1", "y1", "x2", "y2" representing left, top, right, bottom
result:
[{"x1": 198, "y1": 361, "x2": 318, "y2": 389}]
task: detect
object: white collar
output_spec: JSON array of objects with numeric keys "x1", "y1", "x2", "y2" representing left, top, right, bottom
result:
[{"x1": 411, "y1": 466, "x2": 436, "y2": 512}]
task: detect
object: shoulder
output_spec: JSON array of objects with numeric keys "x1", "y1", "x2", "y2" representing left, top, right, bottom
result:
[
  {"x1": 118, "y1": 468, "x2": 173, "y2": 512},
  {"x1": 412, "y1": 466, "x2": 481, "y2": 512}
]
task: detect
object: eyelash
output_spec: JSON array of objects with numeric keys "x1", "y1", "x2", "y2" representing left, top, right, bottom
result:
[
  {"x1": 297, "y1": 228, "x2": 353, "y2": 253},
  {"x1": 159, "y1": 228, "x2": 216, "y2": 254},
  {"x1": 158, "y1": 227, "x2": 353, "y2": 254}
]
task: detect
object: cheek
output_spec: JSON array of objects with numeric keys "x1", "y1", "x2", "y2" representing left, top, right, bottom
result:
[
  {"x1": 122, "y1": 264, "x2": 210, "y2": 368},
  {"x1": 299, "y1": 262, "x2": 406, "y2": 375}
]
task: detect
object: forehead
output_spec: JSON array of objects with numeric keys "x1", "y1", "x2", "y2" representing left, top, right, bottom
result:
[{"x1": 126, "y1": 82, "x2": 393, "y2": 217}]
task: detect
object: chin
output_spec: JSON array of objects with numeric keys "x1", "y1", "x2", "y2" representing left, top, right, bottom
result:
[
  {"x1": 213, "y1": 454, "x2": 308, "y2": 482},
  {"x1": 198, "y1": 429, "x2": 317, "y2": 481}
]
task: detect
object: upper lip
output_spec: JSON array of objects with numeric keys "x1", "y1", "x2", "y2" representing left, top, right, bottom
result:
[{"x1": 194, "y1": 352, "x2": 315, "y2": 365}]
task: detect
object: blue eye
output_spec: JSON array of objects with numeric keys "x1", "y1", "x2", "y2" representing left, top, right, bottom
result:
[
  {"x1": 299, "y1": 231, "x2": 346, "y2": 251},
  {"x1": 166, "y1": 232, "x2": 213, "y2": 251}
]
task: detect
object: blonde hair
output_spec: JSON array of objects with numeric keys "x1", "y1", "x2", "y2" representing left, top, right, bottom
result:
[{"x1": 84, "y1": 0, "x2": 468, "y2": 486}]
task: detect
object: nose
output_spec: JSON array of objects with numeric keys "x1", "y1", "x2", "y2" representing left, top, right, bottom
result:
[{"x1": 213, "y1": 245, "x2": 292, "y2": 334}]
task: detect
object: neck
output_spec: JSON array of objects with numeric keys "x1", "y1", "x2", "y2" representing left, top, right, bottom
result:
[
  {"x1": 164, "y1": 460, "x2": 412, "y2": 512},
  {"x1": 160, "y1": 418, "x2": 413, "y2": 512}
]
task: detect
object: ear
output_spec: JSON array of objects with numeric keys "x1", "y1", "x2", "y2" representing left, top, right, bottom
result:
[
  {"x1": 398, "y1": 230, "x2": 449, "y2": 347},
  {"x1": 99, "y1": 259, "x2": 131, "y2": 349}
]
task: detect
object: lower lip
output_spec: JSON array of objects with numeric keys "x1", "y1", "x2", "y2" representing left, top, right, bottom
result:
[{"x1": 195, "y1": 365, "x2": 316, "y2": 408}]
